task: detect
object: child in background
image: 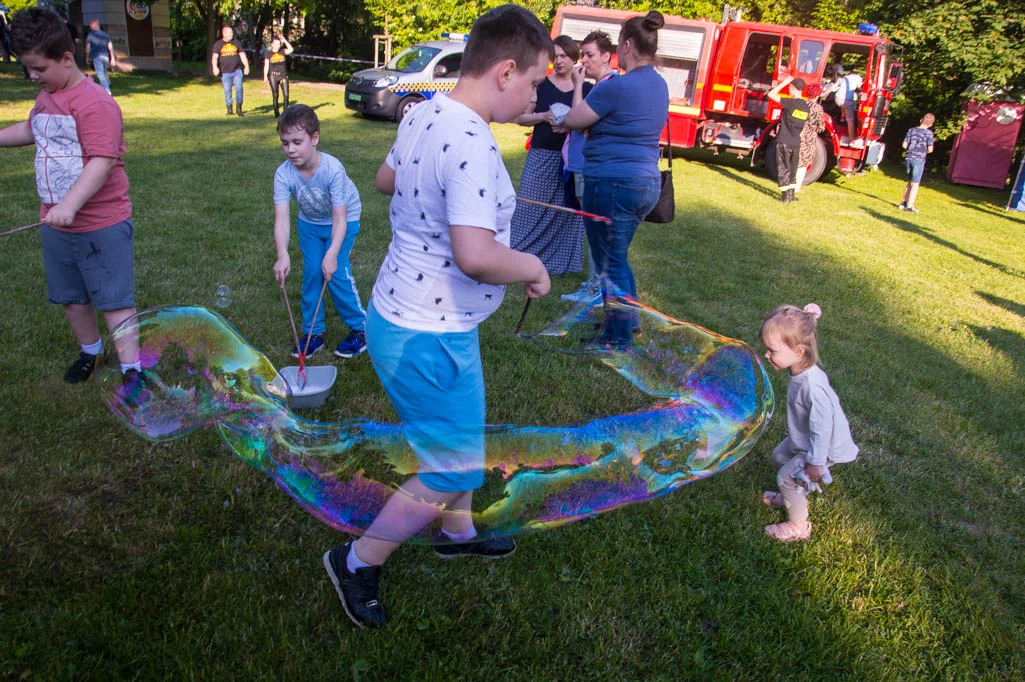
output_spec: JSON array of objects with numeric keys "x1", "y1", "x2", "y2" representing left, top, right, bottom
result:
[
  {"x1": 759, "y1": 304, "x2": 858, "y2": 542},
  {"x1": 0, "y1": 7, "x2": 140, "y2": 385},
  {"x1": 899, "y1": 113, "x2": 935, "y2": 214},
  {"x1": 272, "y1": 104, "x2": 367, "y2": 358},
  {"x1": 322, "y1": 4, "x2": 553, "y2": 629}
]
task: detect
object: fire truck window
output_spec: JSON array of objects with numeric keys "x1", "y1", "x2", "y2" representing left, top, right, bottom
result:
[
  {"x1": 739, "y1": 34, "x2": 779, "y2": 91},
  {"x1": 797, "y1": 41, "x2": 824, "y2": 74},
  {"x1": 659, "y1": 58, "x2": 697, "y2": 105}
]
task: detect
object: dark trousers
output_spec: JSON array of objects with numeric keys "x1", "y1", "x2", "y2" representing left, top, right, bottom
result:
[
  {"x1": 269, "y1": 73, "x2": 289, "y2": 116},
  {"x1": 776, "y1": 143, "x2": 800, "y2": 193}
]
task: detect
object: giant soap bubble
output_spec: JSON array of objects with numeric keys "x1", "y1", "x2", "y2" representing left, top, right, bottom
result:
[{"x1": 99, "y1": 291, "x2": 773, "y2": 543}]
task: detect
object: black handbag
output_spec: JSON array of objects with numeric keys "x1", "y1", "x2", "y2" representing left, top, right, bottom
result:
[{"x1": 645, "y1": 120, "x2": 675, "y2": 224}]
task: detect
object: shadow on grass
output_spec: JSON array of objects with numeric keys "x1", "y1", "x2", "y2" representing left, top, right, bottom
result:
[
  {"x1": 863, "y1": 207, "x2": 1025, "y2": 279},
  {"x1": 704, "y1": 163, "x2": 778, "y2": 198},
  {"x1": 2, "y1": 103, "x2": 1025, "y2": 677},
  {"x1": 977, "y1": 291, "x2": 1025, "y2": 319}
]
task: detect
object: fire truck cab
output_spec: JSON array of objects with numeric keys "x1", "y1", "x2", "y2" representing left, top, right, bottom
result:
[{"x1": 551, "y1": 5, "x2": 903, "y2": 184}]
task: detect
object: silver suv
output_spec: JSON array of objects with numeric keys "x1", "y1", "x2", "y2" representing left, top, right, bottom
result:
[{"x1": 344, "y1": 36, "x2": 466, "y2": 123}]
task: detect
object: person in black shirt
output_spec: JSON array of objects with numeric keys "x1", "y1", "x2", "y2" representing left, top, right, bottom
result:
[
  {"x1": 262, "y1": 35, "x2": 293, "y2": 118},
  {"x1": 768, "y1": 76, "x2": 808, "y2": 204},
  {"x1": 211, "y1": 25, "x2": 250, "y2": 116}
]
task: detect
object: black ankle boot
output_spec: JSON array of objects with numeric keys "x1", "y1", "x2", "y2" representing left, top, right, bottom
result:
[
  {"x1": 226, "y1": 104, "x2": 233, "y2": 115},
  {"x1": 236, "y1": 102, "x2": 244, "y2": 117}
]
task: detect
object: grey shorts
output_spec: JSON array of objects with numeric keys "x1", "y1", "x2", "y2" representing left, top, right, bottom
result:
[{"x1": 41, "y1": 219, "x2": 136, "y2": 310}]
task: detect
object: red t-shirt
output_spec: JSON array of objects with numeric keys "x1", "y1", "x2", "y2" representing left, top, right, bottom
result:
[{"x1": 30, "y1": 77, "x2": 131, "y2": 232}]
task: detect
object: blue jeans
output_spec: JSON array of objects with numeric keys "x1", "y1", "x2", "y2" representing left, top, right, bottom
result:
[
  {"x1": 582, "y1": 175, "x2": 661, "y2": 344},
  {"x1": 92, "y1": 55, "x2": 111, "y2": 93},
  {"x1": 297, "y1": 218, "x2": 366, "y2": 336},
  {"x1": 905, "y1": 158, "x2": 925, "y2": 184},
  {"x1": 221, "y1": 69, "x2": 244, "y2": 105}
]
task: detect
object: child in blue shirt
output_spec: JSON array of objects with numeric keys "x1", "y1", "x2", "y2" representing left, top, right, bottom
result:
[
  {"x1": 272, "y1": 105, "x2": 367, "y2": 358},
  {"x1": 321, "y1": 4, "x2": 553, "y2": 629},
  {"x1": 898, "y1": 113, "x2": 935, "y2": 214}
]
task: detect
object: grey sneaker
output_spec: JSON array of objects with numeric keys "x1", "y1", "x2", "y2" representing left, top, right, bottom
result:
[
  {"x1": 433, "y1": 534, "x2": 516, "y2": 560},
  {"x1": 323, "y1": 543, "x2": 386, "y2": 628}
]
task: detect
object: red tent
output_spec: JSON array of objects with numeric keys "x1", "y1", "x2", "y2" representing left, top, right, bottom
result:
[{"x1": 947, "y1": 100, "x2": 1025, "y2": 189}]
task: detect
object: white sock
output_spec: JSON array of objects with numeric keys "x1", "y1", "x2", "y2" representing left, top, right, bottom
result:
[
  {"x1": 82, "y1": 340, "x2": 102, "y2": 356},
  {"x1": 442, "y1": 527, "x2": 477, "y2": 543},
  {"x1": 346, "y1": 544, "x2": 372, "y2": 573},
  {"x1": 120, "y1": 361, "x2": 142, "y2": 373}
]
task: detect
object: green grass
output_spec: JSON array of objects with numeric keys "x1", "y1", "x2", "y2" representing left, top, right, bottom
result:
[{"x1": 2, "y1": 62, "x2": 1025, "y2": 680}]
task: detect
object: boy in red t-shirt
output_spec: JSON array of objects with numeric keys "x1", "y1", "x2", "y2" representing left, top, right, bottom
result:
[{"x1": 0, "y1": 8, "x2": 141, "y2": 386}]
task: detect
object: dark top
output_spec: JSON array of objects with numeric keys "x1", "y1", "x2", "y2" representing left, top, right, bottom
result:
[
  {"x1": 530, "y1": 78, "x2": 585, "y2": 151},
  {"x1": 86, "y1": 29, "x2": 111, "y2": 61},
  {"x1": 777, "y1": 98, "x2": 810, "y2": 147},
  {"x1": 266, "y1": 48, "x2": 288, "y2": 76},
  {"x1": 903, "y1": 127, "x2": 934, "y2": 161},
  {"x1": 213, "y1": 39, "x2": 244, "y2": 73}
]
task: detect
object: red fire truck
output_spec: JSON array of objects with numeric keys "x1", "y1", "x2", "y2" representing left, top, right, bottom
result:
[{"x1": 551, "y1": 4, "x2": 904, "y2": 183}]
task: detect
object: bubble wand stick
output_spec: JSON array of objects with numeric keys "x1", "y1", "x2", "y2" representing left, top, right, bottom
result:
[
  {"x1": 515, "y1": 197, "x2": 612, "y2": 223},
  {"x1": 296, "y1": 280, "x2": 329, "y2": 389},
  {"x1": 1, "y1": 222, "x2": 42, "y2": 238},
  {"x1": 514, "y1": 298, "x2": 532, "y2": 337},
  {"x1": 280, "y1": 282, "x2": 307, "y2": 389}
]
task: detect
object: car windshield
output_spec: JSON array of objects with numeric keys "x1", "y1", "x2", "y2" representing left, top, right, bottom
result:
[{"x1": 387, "y1": 46, "x2": 441, "y2": 73}]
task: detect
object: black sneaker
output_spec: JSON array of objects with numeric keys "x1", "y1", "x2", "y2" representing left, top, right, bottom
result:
[
  {"x1": 323, "y1": 543, "x2": 386, "y2": 629},
  {"x1": 64, "y1": 351, "x2": 98, "y2": 383},
  {"x1": 433, "y1": 534, "x2": 516, "y2": 560}
]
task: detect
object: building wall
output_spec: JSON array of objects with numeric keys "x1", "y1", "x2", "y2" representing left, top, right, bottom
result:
[{"x1": 82, "y1": 0, "x2": 170, "y2": 70}]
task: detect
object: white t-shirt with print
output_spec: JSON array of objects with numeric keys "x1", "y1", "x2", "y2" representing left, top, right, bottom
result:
[{"x1": 372, "y1": 94, "x2": 514, "y2": 332}]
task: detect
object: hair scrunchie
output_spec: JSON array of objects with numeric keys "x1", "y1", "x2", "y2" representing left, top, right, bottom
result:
[{"x1": 803, "y1": 303, "x2": 822, "y2": 320}]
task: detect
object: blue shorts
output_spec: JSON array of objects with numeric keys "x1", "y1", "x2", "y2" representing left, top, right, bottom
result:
[
  {"x1": 366, "y1": 300, "x2": 485, "y2": 493},
  {"x1": 41, "y1": 219, "x2": 135, "y2": 310},
  {"x1": 906, "y1": 158, "x2": 925, "y2": 184}
]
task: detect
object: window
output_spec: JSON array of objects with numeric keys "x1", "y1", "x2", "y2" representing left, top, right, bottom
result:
[{"x1": 796, "y1": 41, "x2": 824, "y2": 74}]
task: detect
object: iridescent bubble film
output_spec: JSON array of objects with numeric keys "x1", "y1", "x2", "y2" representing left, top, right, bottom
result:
[
  {"x1": 213, "y1": 284, "x2": 232, "y2": 309},
  {"x1": 99, "y1": 294, "x2": 773, "y2": 543}
]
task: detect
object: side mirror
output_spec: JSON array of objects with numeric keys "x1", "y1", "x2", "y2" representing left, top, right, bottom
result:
[{"x1": 433, "y1": 64, "x2": 448, "y2": 78}]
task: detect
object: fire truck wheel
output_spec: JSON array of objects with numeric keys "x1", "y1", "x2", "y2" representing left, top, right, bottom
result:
[
  {"x1": 803, "y1": 137, "x2": 830, "y2": 185},
  {"x1": 763, "y1": 136, "x2": 831, "y2": 185},
  {"x1": 396, "y1": 95, "x2": 425, "y2": 124}
]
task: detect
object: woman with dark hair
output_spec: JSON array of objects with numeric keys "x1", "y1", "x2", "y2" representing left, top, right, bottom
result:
[
  {"x1": 510, "y1": 35, "x2": 590, "y2": 275},
  {"x1": 563, "y1": 11, "x2": 669, "y2": 347}
]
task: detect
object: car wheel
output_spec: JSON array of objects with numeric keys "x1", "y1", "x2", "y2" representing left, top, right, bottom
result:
[{"x1": 396, "y1": 95, "x2": 424, "y2": 124}]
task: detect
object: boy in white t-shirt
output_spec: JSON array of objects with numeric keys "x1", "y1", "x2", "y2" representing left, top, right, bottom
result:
[{"x1": 322, "y1": 4, "x2": 553, "y2": 629}]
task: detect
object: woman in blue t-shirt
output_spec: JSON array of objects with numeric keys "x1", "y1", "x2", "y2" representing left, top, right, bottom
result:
[{"x1": 563, "y1": 11, "x2": 669, "y2": 347}]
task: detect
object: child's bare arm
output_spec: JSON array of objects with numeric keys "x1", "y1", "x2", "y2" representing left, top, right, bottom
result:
[
  {"x1": 450, "y1": 225, "x2": 550, "y2": 297},
  {"x1": 272, "y1": 202, "x2": 292, "y2": 284},
  {"x1": 44, "y1": 156, "x2": 117, "y2": 227},
  {"x1": 0, "y1": 120, "x2": 33, "y2": 147},
  {"x1": 322, "y1": 205, "x2": 348, "y2": 281},
  {"x1": 375, "y1": 163, "x2": 395, "y2": 195}
]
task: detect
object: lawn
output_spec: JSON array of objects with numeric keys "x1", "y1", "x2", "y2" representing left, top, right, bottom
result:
[{"x1": 2, "y1": 64, "x2": 1024, "y2": 681}]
